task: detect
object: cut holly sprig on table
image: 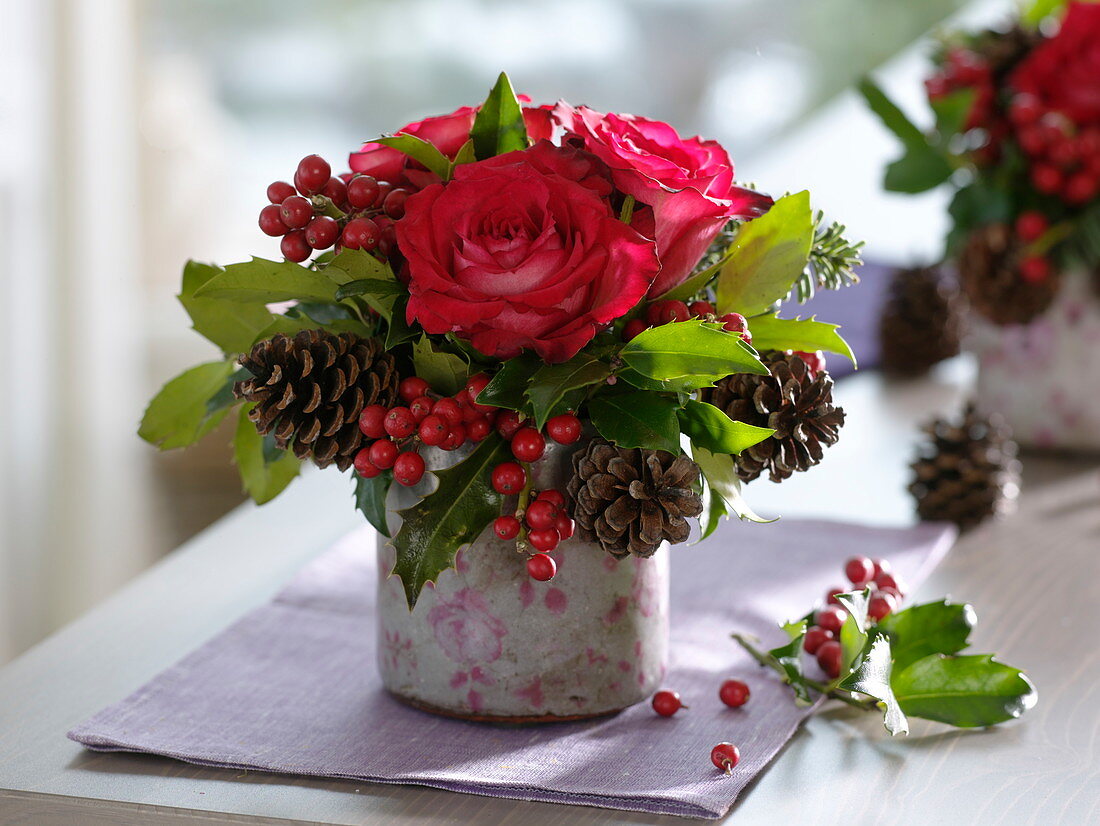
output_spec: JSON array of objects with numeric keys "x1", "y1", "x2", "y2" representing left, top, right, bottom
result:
[{"x1": 733, "y1": 555, "x2": 1038, "y2": 734}]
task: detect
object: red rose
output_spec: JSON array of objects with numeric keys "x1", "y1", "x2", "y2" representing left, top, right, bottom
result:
[
  {"x1": 1011, "y1": 2, "x2": 1100, "y2": 125},
  {"x1": 397, "y1": 140, "x2": 659, "y2": 363},
  {"x1": 553, "y1": 104, "x2": 772, "y2": 297},
  {"x1": 349, "y1": 104, "x2": 556, "y2": 190}
]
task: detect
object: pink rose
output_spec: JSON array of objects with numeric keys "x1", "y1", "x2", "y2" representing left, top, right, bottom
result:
[
  {"x1": 553, "y1": 103, "x2": 772, "y2": 297},
  {"x1": 396, "y1": 140, "x2": 659, "y2": 363},
  {"x1": 427, "y1": 588, "x2": 507, "y2": 666}
]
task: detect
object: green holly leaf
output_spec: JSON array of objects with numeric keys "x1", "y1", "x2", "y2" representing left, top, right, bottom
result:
[
  {"x1": 746, "y1": 314, "x2": 856, "y2": 365},
  {"x1": 836, "y1": 589, "x2": 873, "y2": 672},
  {"x1": 677, "y1": 400, "x2": 773, "y2": 455},
  {"x1": 389, "y1": 435, "x2": 508, "y2": 607},
  {"x1": 333, "y1": 278, "x2": 405, "y2": 301},
  {"x1": 411, "y1": 335, "x2": 469, "y2": 396},
  {"x1": 859, "y1": 78, "x2": 954, "y2": 194},
  {"x1": 372, "y1": 133, "x2": 453, "y2": 180},
  {"x1": 691, "y1": 444, "x2": 776, "y2": 527},
  {"x1": 139, "y1": 361, "x2": 238, "y2": 450},
  {"x1": 194, "y1": 257, "x2": 341, "y2": 304},
  {"x1": 385, "y1": 296, "x2": 419, "y2": 348},
  {"x1": 839, "y1": 634, "x2": 909, "y2": 735},
  {"x1": 588, "y1": 391, "x2": 681, "y2": 454},
  {"x1": 232, "y1": 404, "x2": 301, "y2": 505},
  {"x1": 1023, "y1": 0, "x2": 1065, "y2": 27},
  {"x1": 715, "y1": 191, "x2": 815, "y2": 316},
  {"x1": 892, "y1": 654, "x2": 1038, "y2": 728},
  {"x1": 477, "y1": 352, "x2": 539, "y2": 410},
  {"x1": 525, "y1": 353, "x2": 610, "y2": 429},
  {"x1": 354, "y1": 471, "x2": 393, "y2": 538},
  {"x1": 768, "y1": 624, "x2": 813, "y2": 706},
  {"x1": 618, "y1": 367, "x2": 717, "y2": 394},
  {"x1": 931, "y1": 88, "x2": 976, "y2": 146},
  {"x1": 470, "y1": 72, "x2": 528, "y2": 160},
  {"x1": 451, "y1": 138, "x2": 477, "y2": 169},
  {"x1": 178, "y1": 261, "x2": 276, "y2": 355},
  {"x1": 621, "y1": 320, "x2": 768, "y2": 382},
  {"x1": 878, "y1": 600, "x2": 977, "y2": 673}
]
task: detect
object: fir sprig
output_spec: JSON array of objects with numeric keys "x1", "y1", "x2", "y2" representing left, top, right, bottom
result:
[{"x1": 791, "y1": 212, "x2": 865, "y2": 303}]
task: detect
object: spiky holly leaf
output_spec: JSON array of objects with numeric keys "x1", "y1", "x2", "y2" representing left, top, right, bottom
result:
[
  {"x1": 354, "y1": 471, "x2": 393, "y2": 538},
  {"x1": 232, "y1": 404, "x2": 301, "y2": 505},
  {"x1": 178, "y1": 261, "x2": 275, "y2": 355},
  {"x1": 139, "y1": 360, "x2": 238, "y2": 450},
  {"x1": 839, "y1": 634, "x2": 909, "y2": 735},
  {"x1": 371, "y1": 134, "x2": 453, "y2": 180},
  {"x1": 470, "y1": 72, "x2": 528, "y2": 160},
  {"x1": 747, "y1": 314, "x2": 857, "y2": 365},
  {"x1": 878, "y1": 600, "x2": 977, "y2": 672},
  {"x1": 892, "y1": 654, "x2": 1038, "y2": 728},
  {"x1": 525, "y1": 353, "x2": 610, "y2": 429},
  {"x1": 588, "y1": 391, "x2": 681, "y2": 454}
]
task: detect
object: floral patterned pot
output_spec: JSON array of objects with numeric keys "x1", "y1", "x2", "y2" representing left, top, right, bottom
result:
[
  {"x1": 376, "y1": 439, "x2": 670, "y2": 723},
  {"x1": 968, "y1": 269, "x2": 1100, "y2": 452}
]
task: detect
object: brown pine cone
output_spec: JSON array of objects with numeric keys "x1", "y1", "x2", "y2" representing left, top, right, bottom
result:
[
  {"x1": 703, "y1": 352, "x2": 845, "y2": 483},
  {"x1": 879, "y1": 264, "x2": 963, "y2": 376},
  {"x1": 566, "y1": 439, "x2": 703, "y2": 558},
  {"x1": 957, "y1": 224, "x2": 1060, "y2": 325},
  {"x1": 234, "y1": 329, "x2": 398, "y2": 471},
  {"x1": 909, "y1": 403, "x2": 1021, "y2": 530}
]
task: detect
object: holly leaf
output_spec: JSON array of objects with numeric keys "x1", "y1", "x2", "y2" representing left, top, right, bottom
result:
[
  {"x1": 677, "y1": 400, "x2": 773, "y2": 455},
  {"x1": 232, "y1": 404, "x2": 301, "y2": 505},
  {"x1": 354, "y1": 471, "x2": 393, "y2": 538},
  {"x1": 326, "y1": 248, "x2": 400, "y2": 319},
  {"x1": 892, "y1": 654, "x2": 1038, "y2": 727},
  {"x1": 621, "y1": 320, "x2": 768, "y2": 382},
  {"x1": 525, "y1": 353, "x2": 610, "y2": 429},
  {"x1": 859, "y1": 77, "x2": 954, "y2": 194},
  {"x1": 839, "y1": 634, "x2": 909, "y2": 735},
  {"x1": 411, "y1": 335, "x2": 469, "y2": 396},
  {"x1": 389, "y1": 435, "x2": 508, "y2": 607},
  {"x1": 451, "y1": 139, "x2": 477, "y2": 169},
  {"x1": 470, "y1": 72, "x2": 528, "y2": 160},
  {"x1": 878, "y1": 600, "x2": 977, "y2": 673},
  {"x1": 746, "y1": 314, "x2": 856, "y2": 365},
  {"x1": 715, "y1": 191, "x2": 814, "y2": 316},
  {"x1": 194, "y1": 257, "x2": 340, "y2": 303},
  {"x1": 385, "y1": 296, "x2": 419, "y2": 348},
  {"x1": 837, "y1": 589, "x2": 872, "y2": 672},
  {"x1": 768, "y1": 625, "x2": 813, "y2": 706},
  {"x1": 372, "y1": 134, "x2": 453, "y2": 180},
  {"x1": 333, "y1": 278, "x2": 405, "y2": 301},
  {"x1": 692, "y1": 444, "x2": 776, "y2": 526},
  {"x1": 139, "y1": 361, "x2": 238, "y2": 450},
  {"x1": 588, "y1": 391, "x2": 680, "y2": 454},
  {"x1": 477, "y1": 352, "x2": 540, "y2": 410},
  {"x1": 178, "y1": 261, "x2": 275, "y2": 354},
  {"x1": 618, "y1": 367, "x2": 718, "y2": 394}
]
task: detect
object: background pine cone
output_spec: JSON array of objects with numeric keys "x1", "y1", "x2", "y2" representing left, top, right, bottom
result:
[
  {"x1": 566, "y1": 439, "x2": 702, "y2": 558},
  {"x1": 879, "y1": 264, "x2": 963, "y2": 376},
  {"x1": 958, "y1": 224, "x2": 1060, "y2": 325},
  {"x1": 704, "y1": 352, "x2": 845, "y2": 483},
  {"x1": 909, "y1": 403, "x2": 1021, "y2": 530},
  {"x1": 234, "y1": 329, "x2": 398, "y2": 471}
]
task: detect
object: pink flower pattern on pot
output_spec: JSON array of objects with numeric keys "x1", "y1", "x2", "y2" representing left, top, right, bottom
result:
[{"x1": 427, "y1": 588, "x2": 507, "y2": 666}]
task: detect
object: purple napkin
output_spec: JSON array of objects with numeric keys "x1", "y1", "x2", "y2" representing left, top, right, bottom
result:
[
  {"x1": 70, "y1": 518, "x2": 954, "y2": 819},
  {"x1": 799, "y1": 261, "x2": 891, "y2": 380}
]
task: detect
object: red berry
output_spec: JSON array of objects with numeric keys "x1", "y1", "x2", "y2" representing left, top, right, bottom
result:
[
  {"x1": 718, "y1": 679, "x2": 750, "y2": 708},
  {"x1": 710, "y1": 743, "x2": 740, "y2": 774},
  {"x1": 873, "y1": 570, "x2": 904, "y2": 594},
  {"x1": 353, "y1": 447, "x2": 380, "y2": 478},
  {"x1": 622, "y1": 318, "x2": 648, "y2": 342},
  {"x1": 266, "y1": 181, "x2": 296, "y2": 204},
  {"x1": 795, "y1": 350, "x2": 826, "y2": 375},
  {"x1": 1009, "y1": 94, "x2": 1042, "y2": 127},
  {"x1": 495, "y1": 410, "x2": 523, "y2": 439},
  {"x1": 537, "y1": 489, "x2": 566, "y2": 509},
  {"x1": 816, "y1": 640, "x2": 843, "y2": 679},
  {"x1": 1032, "y1": 163, "x2": 1062, "y2": 194},
  {"x1": 494, "y1": 515, "x2": 521, "y2": 540},
  {"x1": 554, "y1": 513, "x2": 575, "y2": 540},
  {"x1": 341, "y1": 217, "x2": 381, "y2": 251},
  {"x1": 648, "y1": 299, "x2": 691, "y2": 326},
  {"x1": 373, "y1": 180, "x2": 394, "y2": 209},
  {"x1": 383, "y1": 188, "x2": 410, "y2": 219},
  {"x1": 815, "y1": 605, "x2": 847, "y2": 634},
  {"x1": 826, "y1": 586, "x2": 846, "y2": 605},
  {"x1": 803, "y1": 625, "x2": 834, "y2": 655},
  {"x1": 359, "y1": 404, "x2": 387, "y2": 438},
  {"x1": 418, "y1": 414, "x2": 448, "y2": 446},
  {"x1": 440, "y1": 422, "x2": 466, "y2": 450},
  {"x1": 868, "y1": 591, "x2": 897, "y2": 622},
  {"x1": 384, "y1": 407, "x2": 416, "y2": 439},
  {"x1": 491, "y1": 462, "x2": 526, "y2": 495},
  {"x1": 466, "y1": 373, "x2": 491, "y2": 408},
  {"x1": 651, "y1": 690, "x2": 683, "y2": 717},
  {"x1": 467, "y1": 418, "x2": 491, "y2": 442},
  {"x1": 431, "y1": 398, "x2": 464, "y2": 427},
  {"x1": 368, "y1": 439, "x2": 398, "y2": 470},
  {"x1": 689, "y1": 300, "x2": 715, "y2": 317},
  {"x1": 321, "y1": 176, "x2": 348, "y2": 207},
  {"x1": 1014, "y1": 210, "x2": 1048, "y2": 242},
  {"x1": 393, "y1": 451, "x2": 426, "y2": 486},
  {"x1": 525, "y1": 499, "x2": 557, "y2": 530},
  {"x1": 527, "y1": 552, "x2": 557, "y2": 581},
  {"x1": 527, "y1": 528, "x2": 560, "y2": 552},
  {"x1": 546, "y1": 413, "x2": 582, "y2": 445},
  {"x1": 399, "y1": 377, "x2": 430, "y2": 404},
  {"x1": 280, "y1": 195, "x2": 314, "y2": 229},
  {"x1": 871, "y1": 558, "x2": 892, "y2": 579},
  {"x1": 844, "y1": 555, "x2": 875, "y2": 586},
  {"x1": 1063, "y1": 170, "x2": 1099, "y2": 204},
  {"x1": 719, "y1": 312, "x2": 748, "y2": 333},
  {"x1": 295, "y1": 154, "x2": 331, "y2": 195},
  {"x1": 259, "y1": 204, "x2": 288, "y2": 236},
  {"x1": 305, "y1": 216, "x2": 339, "y2": 250},
  {"x1": 280, "y1": 230, "x2": 311, "y2": 263},
  {"x1": 1020, "y1": 255, "x2": 1051, "y2": 284},
  {"x1": 347, "y1": 175, "x2": 381, "y2": 209},
  {"x1": 409, "y1": 396, "x2": 433, "y2": 422},
  {"x1": 511, "y1": 427, "x2": 546, "y2": 462}
]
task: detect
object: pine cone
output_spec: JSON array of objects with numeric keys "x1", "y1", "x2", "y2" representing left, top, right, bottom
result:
[
  {"x1": 909, "y1": 403, "x2": 1021, "y2": 530},
  {"x1": 703, "y1": 352, "x2": 846, "y2": 483},
  {"x1": 879, "y1": 265, "x2": 963, "y2": 376},
  {"x1": 234, "y1": 330, "x2": 398, "y2": 471},
  {"x1": 958, "y1": 224, "x2": 1060, "y2": 325},
  {"x1": 566, "y1": 440, "x2": 703, "y2": 558}
]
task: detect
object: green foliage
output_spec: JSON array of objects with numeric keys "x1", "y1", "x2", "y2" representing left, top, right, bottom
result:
[
  {"x1": 677, "y1": 400, "x2": 773, "y2": 455},
  {"x1": 476, "y1": 353, "x2": 540, "y2": 410},
  {"x1": 354, "y1": 471, "x2": 393, "y2": 538},
  {"x1": 621, "y1": 320, "x2": 768, "y2": 383},
  {"x1": 1023, "y1": 0, "x2": 1066, "y2": 26},
  {"x1": 715, "y1": 191, "x2": 815, "y2": 315},
  {"x1": 692, "y1": 444, "x2": 775, "y2": 538},
  {"x1": 878, "y1": 600, "x2": 976, "y2": 672},
  {"x1": 839, "y1": 635, "x2": 909, "y2": 735},
  {"x1": 792, "y1": 213, "x2": 864, "y2": 303},
  {"x1": 411, "y1": 335, "x2": 469, "y2": 396},
  {"x1": 333, "y1": 279, "x2": 405, "y2": 302},
  {"x1": 470, "y1": 72, "x2": 528, "y2": 160},
  {"x1": 178, "y1": 261, "x2": 275, "y2": 354},
  {"x1": 525, "y1": 354, "x2": 611, "y2": 429},
  {"x1": 588, "y1": 391, "x2": 681, "y2": 454},
  {"x1": 385, "y1": 296, "x2": 419, "y2": 348},
  {"x1": 859, "y1": 78, "x2": 955, "y2": 194},
  {"x1": 372, "y1": 134, "x2": 453, "y2": 180},
  {"x1": 194, "y1": 257, "x2": 340, "y2": 304},
  {"x1": 232, "y1": 404, "x2": 301, "y2": 505},
  {"x1": 747, "y1": 314, "x2": 856, "y2": 365},
  {"x1": 893, "y1": 654, "x2": 1038, "y2": 727},
  {"x1": 389, "y1": 436, "x2": 508, "y2": 607},
  {"x1": 326, "y1": 249, "x2": 400, "y2": 320},
  {"x1": 139, "y1": 361, "x2": 238, "y2": 450}
]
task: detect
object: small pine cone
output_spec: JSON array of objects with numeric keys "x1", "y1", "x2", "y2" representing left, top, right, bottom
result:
[
  {"x1": 958, "y1": 224, "x2": 1060, "y2": 325},
  {"x1": 909, "y1": 403, "x2": 1021, "y2": 530},
  {"x1": 879, "y1": 265, "x2": 963, "y2": 376},
  {"x1": 703, "y1": 352, "x2": 846, "y2": 483},
  {"x1": 234, "y1": 330, "x2": 398, "y2": 471},
  {"x1": 566, "y1": 439, "x2": 703, "y2": 558}
]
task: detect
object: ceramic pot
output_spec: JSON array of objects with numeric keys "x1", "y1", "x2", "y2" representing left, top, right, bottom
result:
[
  {"x1": 375, "y1": 438, "x2": 669, "y2": 723},
  {"x1": 968, "y1": 269, "x2": 1100, "y2": 452}
]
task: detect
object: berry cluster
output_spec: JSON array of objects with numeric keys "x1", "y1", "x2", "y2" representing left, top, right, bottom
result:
[
  {"x1": 1012, "y1": 209, "x2": 1054, "y2": 283},
  {"x1": 258, "y1": 154, "x2": 406, "y2": 263},
  {"x1": 621, "y1": 300, "x2": 753, "y2": 344},
  {"x1": 925, "y1": 48, "x2": 999, "y2": 140},
  {"x1": 806, "y1": 555, "x2": 907, "y2": 678},
  {"x1": 650, "y1": 678, "x2": 751, "y2": 775},
  {"x1": 1009, "y1": 95, "x2": 1100, "y2": 206}
]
